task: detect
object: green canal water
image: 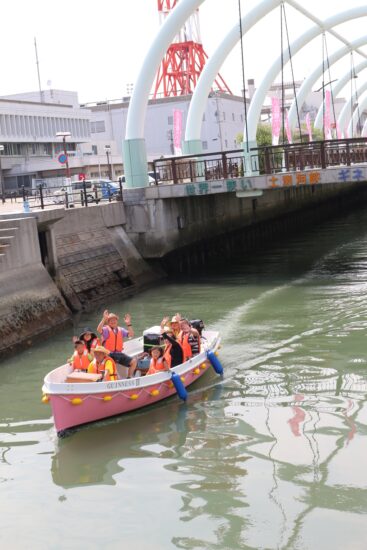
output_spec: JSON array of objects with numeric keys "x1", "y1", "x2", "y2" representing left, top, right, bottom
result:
[{"x1": 1, "y1": 208, "x2": 367, "y2": 550}]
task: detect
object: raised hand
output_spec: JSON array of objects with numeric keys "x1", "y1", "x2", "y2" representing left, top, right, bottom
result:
[
  {"x1": 161, "y1": 316, "x2": 170, "y2": 327},
  {"x1": 124, "y1": 313, "x2": 132, "y2": 325},
  {"x1": 103, "y1": 309, "x2": 109, "y2": 319}
]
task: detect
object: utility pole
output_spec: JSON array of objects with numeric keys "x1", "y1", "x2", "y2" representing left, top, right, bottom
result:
[{"x1": 34, "y1": 37, "x2": 43, "y2": 103}]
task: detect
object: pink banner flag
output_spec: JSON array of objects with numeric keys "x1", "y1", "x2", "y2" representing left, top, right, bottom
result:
[
  {"x1": 271, "y1": 97, "x2": 281, "y2": 146},
  {"x1": 173, "y1": 109, "x2": 183, "y2": 155},
  {"x1": 324, "y1": 90, "x2": 332, "y2": 139},
  {"x1": 305, "y1": 113, "x2": 313, "y2": 142},
  {"x1": 285, "y1": 110, "x2": 292, "y2": 144}
]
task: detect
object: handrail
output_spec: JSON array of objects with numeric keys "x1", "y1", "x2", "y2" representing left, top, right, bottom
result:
[{"x1": 153, "y1": 138, "x2": 367, "y2": 184}]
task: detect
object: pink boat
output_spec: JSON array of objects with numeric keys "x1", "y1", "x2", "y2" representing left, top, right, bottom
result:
[{"x1": 42, "y1": 328, "x2": 222, "y2": 436}]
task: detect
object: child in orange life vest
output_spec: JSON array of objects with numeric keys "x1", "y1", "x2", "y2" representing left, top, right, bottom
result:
[
  {"x1": 97, "y1": 309, "x2": 137, "y2": 378},
  {"x1": 87, "y1": 346, "x2": 117, "y2": 382},
  {"x1": 146, "y1": 345, "x2": 170, "y2": 376},
  {"x1": 68, "y1": 340, "x2": 92, "y2": 372},
  {"x1": 178, "y1": 319, "x2": 201, "y2": 360}
]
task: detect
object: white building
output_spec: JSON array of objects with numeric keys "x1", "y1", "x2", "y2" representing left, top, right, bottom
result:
[
  {"x1": 0, "y1": 91, "x2": 92, "y2": 194},
  {"x1": 83, "y1": 91, "x2": 248, "y2": 165}
]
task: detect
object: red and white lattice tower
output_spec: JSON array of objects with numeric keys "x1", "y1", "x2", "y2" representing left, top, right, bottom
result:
[{"x1": 153, "y1": 0, "x2": 232, "y2": 98}]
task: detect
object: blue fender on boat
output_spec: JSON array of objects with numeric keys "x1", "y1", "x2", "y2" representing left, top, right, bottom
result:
[
  {"x1": 207, "y1": 350, "x2": 224, "y2": 375},
  {"x1": 171, "y1": 372, "x2": 188, "y2": 401}
]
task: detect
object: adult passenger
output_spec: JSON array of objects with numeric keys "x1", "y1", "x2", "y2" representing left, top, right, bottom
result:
[
  {"x1": 97, "y1": 310, "x2": 137, "y2": 378},
  {"x1": 161, "y1": 327, "x2": 184, "y2": 368},
  {"x1": 87, "y1": 346, "x2": 117, "y2": 382},
  {"x1": 160, "y1": 314, "x2": 181, "y2": 338}
]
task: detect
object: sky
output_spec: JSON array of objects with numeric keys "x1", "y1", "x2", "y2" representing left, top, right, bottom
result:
[{"x1": 1, "y1": 0, "x2": 367, "y2": 104}]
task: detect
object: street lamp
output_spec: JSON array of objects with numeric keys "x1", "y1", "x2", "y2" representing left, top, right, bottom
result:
[
  {"x1": 104, "y1": 145, "x2": 112, "y2": 180},
  {"x1": 0, "y1": 145, "x2": 4, "y2": 203},
  {"x1": 56, "y1": 131, "x2": 71, "y2": 180}
]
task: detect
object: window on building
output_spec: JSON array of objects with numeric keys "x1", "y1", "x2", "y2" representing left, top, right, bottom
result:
[
  {"x1": 202, "y1": 113, "x2": 206, "y2": 122},
  {"x1": 232, "y1": 113, "x2": 235, "y2": 121},
  {"x1": 90, "y1": 120, "x2": 105, "y2": 133},
  {"x1": 167, "y1": 116, "x2": 173, "y2": 125},
  {"x1": 223, "y1": 112, "x2": 226, "y2": 121},
  {"x1": 202, "y1": 141, "x2": 208, "y2": 150},
  {"x1": 240, "y1": 114, "x2": 243, "y2": 122},
  {"x1": 92, "y1": 145, "x2": 98, "y2": 155},
  {"x1": 224, "y1": 139, "x2": 228, "y2": 148}
]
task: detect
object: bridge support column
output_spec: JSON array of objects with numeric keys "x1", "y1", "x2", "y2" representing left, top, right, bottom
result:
[
  {"x1": 243, "y1": 140, "x2": 259, "y2": 176},
  {"x1": 122, "y1": 138, "x2": 149, "y2": 188},
  {"x1": 182, "y1": 139, "x2": 202, "y2": 155}
]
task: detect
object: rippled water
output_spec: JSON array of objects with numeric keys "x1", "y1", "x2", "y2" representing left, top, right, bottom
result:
[{"x1": 1, "y1": 208, "x2": 367, "y2": 549}]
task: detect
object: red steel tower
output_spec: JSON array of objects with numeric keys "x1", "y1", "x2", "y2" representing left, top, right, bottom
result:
[{"x1": 153, "y1": 0, "x2": 232, "y2": 98}]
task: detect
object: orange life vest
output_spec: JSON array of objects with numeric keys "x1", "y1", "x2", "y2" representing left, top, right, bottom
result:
[
  {"x1": 178, "y1": 332, "x2": 201, "y2": 360},
  {"x1": 72, "y1": 350, "x2": 90, "y2": 371},
  {"x1": 147, "y1": 357, "x2": 166, "y2": 376},
  {"x1": 103, "y1": 326, "x2": 124, "y2": 352},
  {"x1": 88, "y1": 356, "x2": 117, "y2": 381},
  {"x1": 163, "y1": 344, "x2": 172, "y2": 368}
]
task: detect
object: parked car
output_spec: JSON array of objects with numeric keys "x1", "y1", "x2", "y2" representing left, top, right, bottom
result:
[
  {"x1": 118, "y1": 173, "x2": 158, "y2": 186},
  {"x1": 89, "y1": 180, "x2": 120, "y2": 202}
]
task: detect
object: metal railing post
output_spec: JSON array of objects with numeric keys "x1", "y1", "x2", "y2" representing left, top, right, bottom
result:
[
  {"x1": 83, "y1": 181, "x2": 88, "y2": 207},
  {"x1": 172, "y1": 159, "x2": 178, "y2": 184},
  {"x1": 22, "y1": 185, "x2": 26, "y2": 202},
  {"x1": 39, "y1": 184, "x2": 44, "y2": 210},
  {"x1": 264, "y1": 147, "x2": 271, "y2": 174},
  {"x1": 222, "y1": 153, "x2": 228, "y2": 179},
  {"x1": 320, "y1": 141, "x2": 326, "y2": 169},
  {"x1": 346, "y1": 141, "x2": 351, "y2": 166},
  {"x1": 65, "y1": 189, "x2": 69, "y2": 209}
]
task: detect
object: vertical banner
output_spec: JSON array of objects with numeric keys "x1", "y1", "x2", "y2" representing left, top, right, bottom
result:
[
  {"x1": 324, "y1": 90, "x2": 332, "y2": 139},
  {"x1": 306, "y1": 113, "x2": 313, "y2": 142},
  {"x1": 285, "y1": 110, "x2": 292, "y2": 144},
  {"x1": 173, "y1": 109, "x2": 183, "y2": 155},
  {"x1": 271, "y1": 97, "x2": 281, "y2": 146}
]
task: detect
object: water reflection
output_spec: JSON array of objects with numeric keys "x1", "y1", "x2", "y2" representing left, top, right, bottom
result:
[{"x1": 51, "y1": 384, "x2": 224, "y2": 488}]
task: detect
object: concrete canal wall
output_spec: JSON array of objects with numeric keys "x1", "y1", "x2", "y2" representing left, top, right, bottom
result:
[
  {"x1": 0, "y1": 215, "x2": 71, "y2": 358},
  {"x1": 123, "y1": 168, "x2": 367, "y2": 271},
  {"x1": 0, "y1": 203, "x2": 160, "y2": 359}
]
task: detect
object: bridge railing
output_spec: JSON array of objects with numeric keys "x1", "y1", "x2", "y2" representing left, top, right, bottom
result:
[{"x1": 153, "y1": 138, "x2": 367, "y2": 184}]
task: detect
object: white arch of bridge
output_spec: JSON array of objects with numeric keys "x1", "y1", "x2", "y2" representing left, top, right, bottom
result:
[
  {"x1": 347, "y1": 91, "x2": 367, "y2": 137},
  {"x1": 337, "y1": 79, "x2": 367, "y2": 137},
  {"x1": 314, "y1": 60, "x2": 367, "y2": 130},
  {"x1": 288, "y1": 35, "x2": 367, "y2": 131},
  {"x1": 186, "y1": 4, "x2": 367, "y2": 155}
]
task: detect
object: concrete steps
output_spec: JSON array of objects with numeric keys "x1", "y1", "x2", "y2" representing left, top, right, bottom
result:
[{"x1": 0, "y1": 220, "x2": 19, "y2": 268}]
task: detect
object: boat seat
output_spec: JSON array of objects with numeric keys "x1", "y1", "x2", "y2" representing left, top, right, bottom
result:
[{"x1": 116, "y1": 363, "x2": 129, "y2": 379}]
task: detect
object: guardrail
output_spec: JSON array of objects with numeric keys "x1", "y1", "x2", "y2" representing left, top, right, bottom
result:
[
  {"x1": 19, "y1": 180, "x2": 124, "y2": 211},
  {"x1": 152, "y1": 138, "x2": 367, "y2": 185}
]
